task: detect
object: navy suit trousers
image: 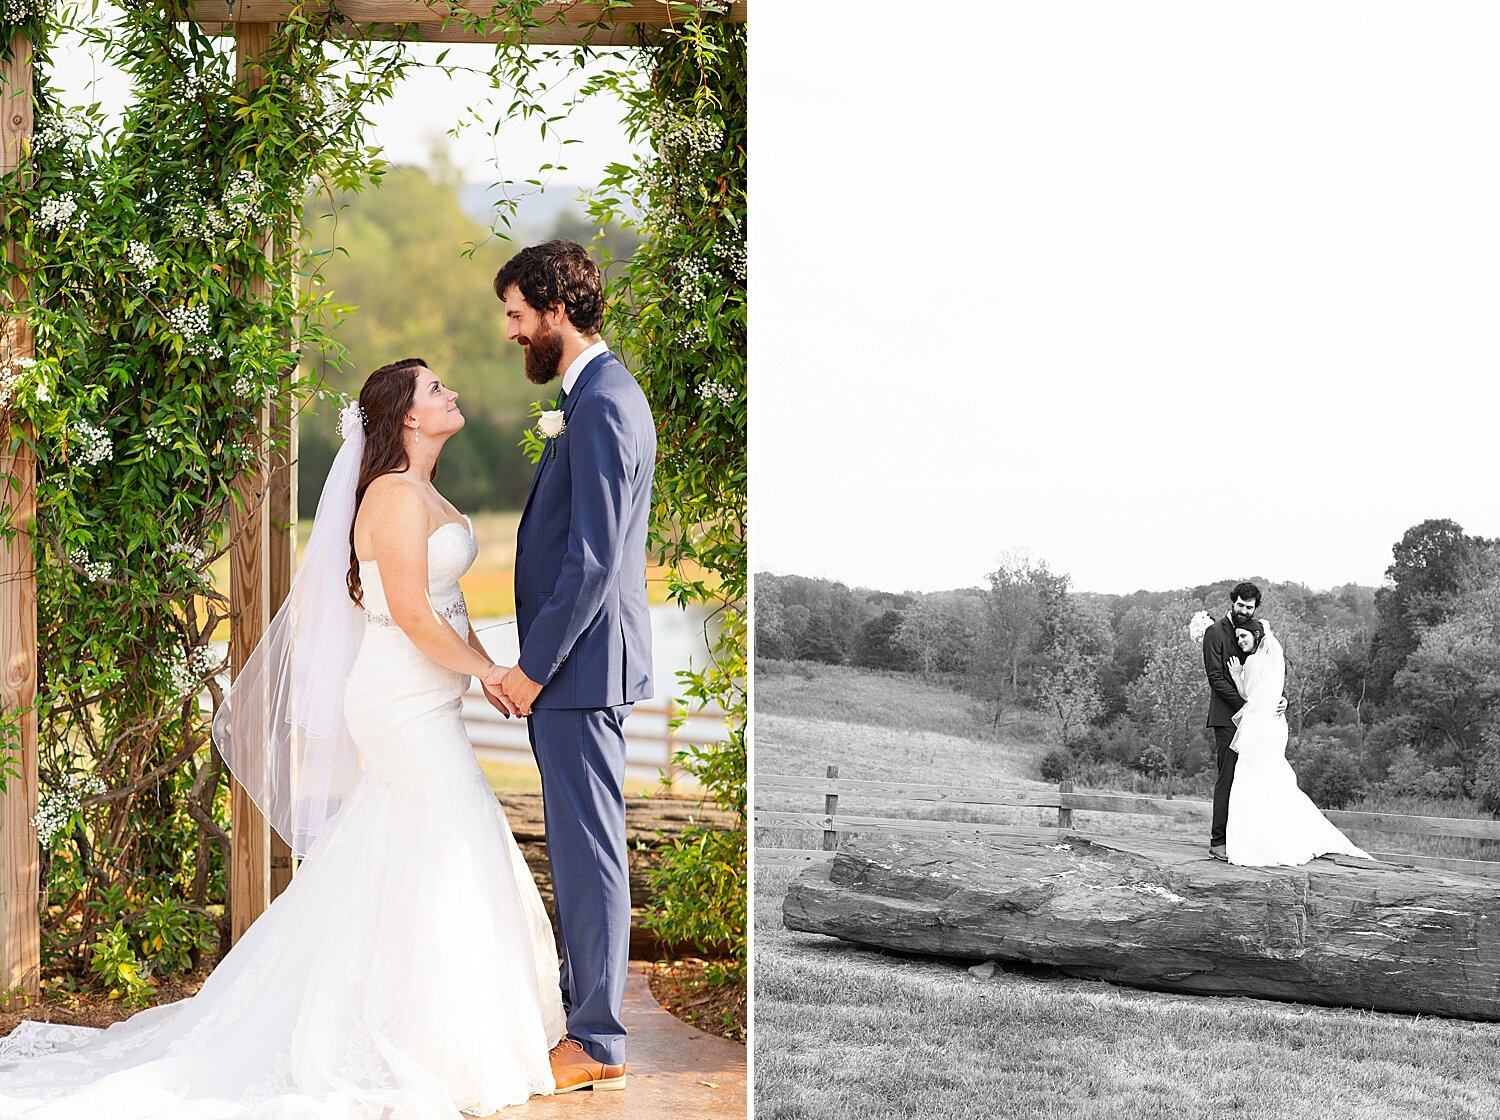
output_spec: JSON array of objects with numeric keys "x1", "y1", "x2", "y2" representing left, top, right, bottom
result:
[
  {"x1": 527, "y1": 704, "x2": 633, "y2": 1065},
  {"x1": 1210, "y1": 724, "x2": 1238, "y2": 847}
]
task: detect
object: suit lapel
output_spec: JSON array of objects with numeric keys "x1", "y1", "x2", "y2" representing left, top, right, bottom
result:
[{"x1": 519, "y1": 350, "x2": 615, "y2": 525}]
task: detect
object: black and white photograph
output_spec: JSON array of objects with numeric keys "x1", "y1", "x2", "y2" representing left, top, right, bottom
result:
[{"x1": 754, "y1": 4, "x2": 1500, "y2": 1118}]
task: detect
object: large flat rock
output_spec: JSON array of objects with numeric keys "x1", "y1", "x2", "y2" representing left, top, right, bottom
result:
[{"x1": 782, "y1": 832, "x2": 1500, "y2": 1020}]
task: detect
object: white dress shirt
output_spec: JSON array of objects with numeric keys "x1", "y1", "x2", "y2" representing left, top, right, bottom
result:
[{"x1": 561, "y1": 339, "x2": 609, "y2": 396}]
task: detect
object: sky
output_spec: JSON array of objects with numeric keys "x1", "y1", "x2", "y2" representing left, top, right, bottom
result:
[{"x1": 751, "y1": 2, "x2": 1500, "y2": 595}]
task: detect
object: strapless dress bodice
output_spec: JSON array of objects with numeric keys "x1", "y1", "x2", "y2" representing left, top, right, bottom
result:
[{"x1": 357, "y1": 516, "x2": 477, "y2": 628}]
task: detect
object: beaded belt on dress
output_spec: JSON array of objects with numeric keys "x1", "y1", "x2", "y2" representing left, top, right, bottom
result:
[{"x1": 362, "y1": 593, "x2": 468, "y2": 628}]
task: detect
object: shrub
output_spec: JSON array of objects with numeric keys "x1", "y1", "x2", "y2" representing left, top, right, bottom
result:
[
  {"x1": 1288, "y1": 737, "x2": 1367, "y2": 809},
  {"x1": 1039, "y1": 749, "x2": 1072, "y2": 783}
]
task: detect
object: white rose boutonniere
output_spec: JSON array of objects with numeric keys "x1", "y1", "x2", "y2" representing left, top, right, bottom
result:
[{"x1": 537, "y1": 410, "x2": 566, "y2": 440}]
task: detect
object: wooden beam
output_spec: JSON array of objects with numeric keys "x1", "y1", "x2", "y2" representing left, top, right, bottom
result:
[
  {"x1": 227, "y1": 22, "x2": 274, "y2": 944},
  {"x1": 0, "y1": 34, "x2": 40, "y2": 1006},
  {"x1": 265, "y1": 303, "x2": 296, "y2": 902},
  {"x1": 190, "y1": 0, "x2": 744, "y2": 44}
]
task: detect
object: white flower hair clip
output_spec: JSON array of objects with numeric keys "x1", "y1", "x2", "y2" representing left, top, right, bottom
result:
[{"x1": 337, "y1": 399, "x2": 366, "y2": 441}]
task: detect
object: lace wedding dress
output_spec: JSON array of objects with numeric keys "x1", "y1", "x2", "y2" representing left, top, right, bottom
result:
[
  {"x1": 0, "y1": 516, "x2": 566, "y2": 1119},
  {"x1": 1226, "y1": 625, "x2": 1370, "y2": 868}
]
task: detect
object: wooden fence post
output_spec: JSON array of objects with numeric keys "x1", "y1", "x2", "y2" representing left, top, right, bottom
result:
[
  {"x1": 1058, "y1": 779, "x2": 1073, "y2": 831},
  {"x1": 0, "y1": 34, "x2": 39, "y2": 1005},
  {"x1": 822, "y1": 764, "x2": 840, "y2": 851}
]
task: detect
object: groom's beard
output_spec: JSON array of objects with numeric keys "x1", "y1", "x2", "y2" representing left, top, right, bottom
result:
[
  {"x1": 1231, "y1": 608, "x2": 1255, "y2": 627},
  {"x1": 521, "y1": 321, "x2": 566, "y2": 385}
]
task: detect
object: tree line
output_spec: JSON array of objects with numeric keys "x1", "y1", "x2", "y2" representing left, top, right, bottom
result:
[{"x1": 756, "y1": 519, "x2": 1500, "y2": 812}]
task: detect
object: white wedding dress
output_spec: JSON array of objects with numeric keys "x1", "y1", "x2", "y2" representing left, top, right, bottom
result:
[
  {"x1": 1226, "y1": 625, "x2": 1370, "y2": 868},
  {"x1": 0, "y1": 517, "x2": 566, "y2": 1118}
]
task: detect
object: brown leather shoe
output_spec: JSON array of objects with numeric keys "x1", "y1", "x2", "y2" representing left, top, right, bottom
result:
[
  {"x1": 1208, "y1": 844, "x2": 1228, "y2": 861},
  {"x1": 548, "y1": 1037, "x2": 627, "y2": 1093}
]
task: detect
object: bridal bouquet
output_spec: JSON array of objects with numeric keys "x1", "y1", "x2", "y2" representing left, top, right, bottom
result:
[{"x1": 1187, "y1": 610, "x2": 1215, "y2": 643}]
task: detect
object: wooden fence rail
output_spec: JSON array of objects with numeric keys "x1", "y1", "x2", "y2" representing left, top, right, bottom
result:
[{"x1": 754, "y1": 766, "x2": 1500, "y2": 878}]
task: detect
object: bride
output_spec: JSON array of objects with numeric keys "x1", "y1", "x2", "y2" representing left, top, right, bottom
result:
[
  {"x1": 0, "y1": 358, "x2": 567, "y2": 1117},
  {"x1": 1225, "y1": 617, "x2": 1371, "y2": 868}
]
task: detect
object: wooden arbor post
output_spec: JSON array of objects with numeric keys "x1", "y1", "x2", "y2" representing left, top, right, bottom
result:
[
  {"x1": 227, "y1": 19, "x2": 297, "y2": 941},
  {"x1": 0, "y1": 34, "x2": 38, "y2": 1005}
]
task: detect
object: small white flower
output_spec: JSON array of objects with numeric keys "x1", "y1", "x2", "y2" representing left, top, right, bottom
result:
[
  {"x1": 34, "y1": 194, "x2": 81, "y2": 233},
  {"x1": 67, "y1": 546, "x2": 113, "y2": 582},
  {"x1": 71, "y1": 419, "x2": 113, "y2": 467},
  {"x1": 124, "y1": 240, "x2": 159, "y2": 273},
  {"x1": 165, "y1": 540, "x2": 206, "y2": 568},
  {"x1": 537, "y1": 410, "x2": 566, "y2": 439},
  {"x1": 696, "y1": 378, "x2": 737, "y2": 405},
  {"x1": 31, "y1": 772, "x2": 106, "y2": 847},
  {"x1": 30, "y1": 108, "x2": 88, "y2": 157}
]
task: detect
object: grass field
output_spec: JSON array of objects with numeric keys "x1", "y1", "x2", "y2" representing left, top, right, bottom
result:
[{"x1": 753, "y1": 661, "x2": 1500, "y2": 1120}]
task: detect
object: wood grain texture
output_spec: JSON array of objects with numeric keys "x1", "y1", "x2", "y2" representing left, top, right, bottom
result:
[
  {"x1": 785, "y1": 832, "x2": 1500, "y2": 1021},
  {"x1": 0, "y1": 35, "x2": 39, "y2": 1005},
  {"x1": 227, "y1": 23, "x2": 273, "y2": 943},
  {"x1": 265, "y1": 272, "x2": 296, "y2": 902},
  {"x1": 193, "y1": 0, "x2": 743, "y2": 44}
]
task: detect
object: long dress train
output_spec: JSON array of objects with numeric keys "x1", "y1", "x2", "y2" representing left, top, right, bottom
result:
[
  {"x1": 1226, "y1": 625, "x2": 1369, "y2": 868},
  {"x1": 0, "y1": 516, "x2": 566, "y2": 1118}
]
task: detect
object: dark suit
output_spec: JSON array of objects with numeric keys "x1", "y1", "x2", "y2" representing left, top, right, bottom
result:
[
  {"x1": 515, "y1": 348, "x2": 655, "y2": 1066},
  {"x1": 1203, "y1": 615, "x2": 1245, "y2": 848}
]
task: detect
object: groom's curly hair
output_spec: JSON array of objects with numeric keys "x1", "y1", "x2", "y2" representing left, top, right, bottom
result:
[
  {"x1": 346, "y1": 357, "x2": 437, "y2": 607},
  {"x1": 1230, "y1": 581, "x2": 1262, "y2": 606},
  {"x1": 492, "y1": 240, "x2": 605, "y2": 335}
]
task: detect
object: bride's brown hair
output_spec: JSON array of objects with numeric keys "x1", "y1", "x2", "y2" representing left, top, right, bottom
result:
[{"x1": 345, "y1": 357, "x2": 442, "y2": 607}]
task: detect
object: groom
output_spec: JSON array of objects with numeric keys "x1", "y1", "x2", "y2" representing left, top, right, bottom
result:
[
  {"x1": 1201, "y1": 581, "x2": 1282, "y2": 861},
  {"x1": 489, "y1": 241, "x2": 656, "y2": 1091}
]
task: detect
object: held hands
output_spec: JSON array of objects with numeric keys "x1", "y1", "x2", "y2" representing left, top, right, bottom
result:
[
  {"x1": 1276, "y1": 695, "x2": 1288, "y2": 717},
  {"x1": 479, "y1": 664, "x2": 522, "y2": 718},
  {"x1": 479, "y1": 663, "x2": 543, "y2": 718}
]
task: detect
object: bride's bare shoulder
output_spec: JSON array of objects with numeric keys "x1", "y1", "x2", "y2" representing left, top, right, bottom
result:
[{"x1": 357, "y1": 475, "x2": 428, "y2": 534}]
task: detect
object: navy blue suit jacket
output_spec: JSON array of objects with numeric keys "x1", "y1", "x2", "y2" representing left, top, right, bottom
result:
[
  {"x1": 515, "y1": 349, "x2": 655, "y2": 709},
  {"x1": 1202, "y1": 616, "x2": 1246, "y2": 729}
]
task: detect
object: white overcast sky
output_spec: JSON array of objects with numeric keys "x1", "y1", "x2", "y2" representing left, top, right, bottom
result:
[{"x1": 752, "y1": 2, "x2": 1500, "y2": 594}]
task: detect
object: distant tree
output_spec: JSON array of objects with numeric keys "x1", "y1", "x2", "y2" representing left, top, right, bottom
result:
[
  {"x1": 1367, "y1": 519, "x2": 1490, "y2": 703},
  {"x1": 853, "y1": 609, "x2": 912, "y2": 671},
  {"x1": 754, "y1": 593, "x2": 795, "y2": 663},
  {"x1": 1035, "y1": 598, "x2": 1111, "y2": 752},
  {"x1": 894, "y1": 595, "x2": 972, "y2": 678},
  {"x1": 979, "y1": 552, "x2": 1052, "y2": 694},
  {"x1": 1127, "y1": 597, "x2": 1203, "y2": 794},
  {"x1": 1390, "y1": 611, "x2": 1500, "y2": 782},
  {"x1": 1274, "y1": 611, "x2": 1355, "y2": 742},
  {"x1": 795, "y1": 605, "x2": 846, "y2": 665}
]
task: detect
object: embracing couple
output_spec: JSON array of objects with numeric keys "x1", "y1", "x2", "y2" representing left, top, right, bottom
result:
[
  {"x1": 0, "y1": 241, "x2": 655, "y2": 1115},
  {"x1": 1200, "y1": 581, "x2": 1368, "y2": 868}
]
